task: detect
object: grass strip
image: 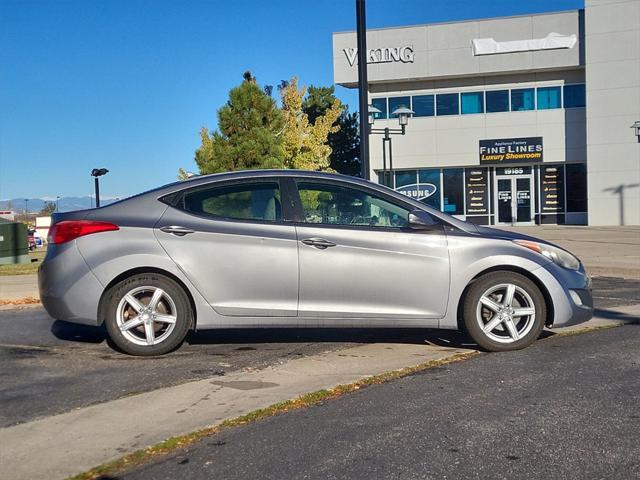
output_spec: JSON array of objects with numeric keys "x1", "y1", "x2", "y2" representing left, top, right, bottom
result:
[{"x1": 66, "y1": 350, "x2": 478, "y2": 480}]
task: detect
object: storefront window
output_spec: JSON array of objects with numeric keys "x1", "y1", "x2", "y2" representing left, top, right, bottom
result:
[
  {"x1": 566, "y1": 163, "x2": 587, "y2": 212},
  {"x1": 511, "y1": 88, "x2": 535, "y2": 111},
  {"x1": 394, "y1": 170, "x2": 417, "y2": 188},
  {"x1": 485, "y1": 90, "x2": 509, "y2": 112},
  {"x1": 389, "y1": 96, "x2": 410, "y2": 118},
  {"x1": 563, "y1": 84, "x2": 586, "y2": 108},
  {"x1": 436, "y1": 93, "x2": 459, "y2": 116},
  {"x1": 371, "y1": 98, "x2": 387, "y2": 119},
  {"x1": 418, "y1": 169, "x2": 441, "y2": 209},
  {"x1": 442, "y1": 169, "x2": 464, "y2": 215},
  {"x1": 461, "y1": 92, "x2": 484, "y2": 114},
  {"x1": 412, "y1": 95, "x2": 434, "y2": 117},
  {"x1": 537, "y1": 86, "x2": 561, "y2": 110}
]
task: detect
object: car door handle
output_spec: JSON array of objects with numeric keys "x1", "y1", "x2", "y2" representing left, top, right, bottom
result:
[
  {"x1": 159, "y1": 226, "x2": 195, "y2": 236},
  {"x1": 301, "y1": 238, "x2": 336, "y2": 249}
]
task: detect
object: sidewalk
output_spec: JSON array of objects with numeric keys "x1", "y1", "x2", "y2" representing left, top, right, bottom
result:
[
  {"x1": 1, "y1": 304, "x2": 638, "y2": 480},
  {"x1": 0, "y1": 274, "x2": 38, "y2": 301},
  {"x1": 496, "y1": 225, "x2": 640, "y2": 279}
]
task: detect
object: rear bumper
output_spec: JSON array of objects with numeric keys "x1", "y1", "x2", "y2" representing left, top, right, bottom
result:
[{"x1": 38, "y1": 242, "x2": 104, "y2": 325}]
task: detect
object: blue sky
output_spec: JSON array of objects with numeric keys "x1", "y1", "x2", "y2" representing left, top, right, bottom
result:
[{"x1": 0, "y1": 0, "x2": 583, "y2": 200}]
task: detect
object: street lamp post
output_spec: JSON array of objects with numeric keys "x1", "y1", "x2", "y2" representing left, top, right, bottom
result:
[
  {"x1": 56, "y1": 196, "x2": 60, "y2": 212},
  {"x1": 91, "y1": 168, "x2": 109, "y2": 208},
  {"x1": 368, "y1": 106, "x2": 414, "y2": 189},
  {"x1": 355, "y1": 0, "x2": 370, "y2": 179},
  {"x1": 24, "y1": 199, "x2": 28, "y2": 217}
]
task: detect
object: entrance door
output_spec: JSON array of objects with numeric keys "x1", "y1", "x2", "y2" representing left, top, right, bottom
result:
[{"x1": 495, "y1": 175, "x2": 534, "y2": 225}]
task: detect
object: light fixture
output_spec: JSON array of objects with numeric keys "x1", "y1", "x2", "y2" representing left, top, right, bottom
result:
[
  {"x1": 392, "y1": 106, "x2": 414, "y2": 126},
  {"x1": 632, "y1": 121, "x2": 640, "y2": 143},
  {"x1": 368, "y1": 104, "x2": 381, "y2": 126}
]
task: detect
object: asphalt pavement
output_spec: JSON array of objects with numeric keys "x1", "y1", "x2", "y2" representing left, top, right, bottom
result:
[
  {"x1": 0, "y1": 277, "x2": 637, "y2": 430},
  {"x1": 120, "y1": 323, "x2": 640, "y2": 480}
]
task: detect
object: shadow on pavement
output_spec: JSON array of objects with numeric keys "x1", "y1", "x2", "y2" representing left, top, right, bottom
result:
[
  {"x1": 186, "y1": 327, "x2": 478, "y2": 350},
  {"x1": 51, "y1": 320, "x2": 107, "y2": 343}
]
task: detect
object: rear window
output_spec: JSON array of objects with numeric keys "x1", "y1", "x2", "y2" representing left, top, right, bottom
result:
[{"x1": 179, "y1": 182, "x2": 282, "y2": 222}]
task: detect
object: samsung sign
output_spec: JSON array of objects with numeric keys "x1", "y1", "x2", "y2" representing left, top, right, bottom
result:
[
  {"x1": 395, "y1": 183, "x2": 437, "y2": 201},
  {"x1": 343, "y1": 46, "x2": 415, "y2": 67},
  {"x1": 479, "y1": 137, "x2": 543, "y2": 164}
]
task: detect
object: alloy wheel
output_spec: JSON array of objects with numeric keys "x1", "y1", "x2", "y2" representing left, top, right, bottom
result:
[
  {"x1": 115, "y1": 286, "x2": 178, "y2": 346},
  {"x1": 475, "y1": 283, "x2": 536, "y2": 344}
]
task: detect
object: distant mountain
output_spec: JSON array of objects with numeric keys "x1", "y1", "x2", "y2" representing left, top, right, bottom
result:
[{"x1": 0, "y1": 196, "x2": 119, "y2": 214}]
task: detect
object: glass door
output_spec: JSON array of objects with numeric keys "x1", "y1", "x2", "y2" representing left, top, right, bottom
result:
[{"x1": 495, "y1": 175, "x2": 534, "y2": 225}]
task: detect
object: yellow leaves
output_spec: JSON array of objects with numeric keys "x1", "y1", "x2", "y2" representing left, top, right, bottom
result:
[{"x1": 280, "y1": 77, "x2": 342, "y2": 171}]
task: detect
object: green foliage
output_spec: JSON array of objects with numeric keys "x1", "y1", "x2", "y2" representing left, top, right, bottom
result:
[
  {"x1": 194, "y1": 71, "x2": 285, "y2": 174},
  {"x1": 39, "y1": 201, "x2": 56, "y2": 215},
  {"x1": 303, "y1": 86, "x2": 361, "y2": 176}
]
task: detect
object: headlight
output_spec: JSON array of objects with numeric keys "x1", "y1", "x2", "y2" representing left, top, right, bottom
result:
[{"x1": 513, "y1": 240, "x2": 581, "y2": 271}]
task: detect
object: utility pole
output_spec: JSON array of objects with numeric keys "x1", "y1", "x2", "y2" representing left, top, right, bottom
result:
[{"x1": 356, "y1": 0, "x2": 370, "y2": 179}]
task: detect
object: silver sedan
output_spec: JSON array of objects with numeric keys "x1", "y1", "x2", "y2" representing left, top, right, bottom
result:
[{"x1": 39, "y1": 170, "x2": 593, "y2": 355}]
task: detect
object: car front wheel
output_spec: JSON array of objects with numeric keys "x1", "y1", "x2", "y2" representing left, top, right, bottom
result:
[
  {"x1": 103, "y1": 273, "x2": 192, "y2": 356},
  {"x1": 463, "y1": 271, "x2": 546, "y2": 352}
]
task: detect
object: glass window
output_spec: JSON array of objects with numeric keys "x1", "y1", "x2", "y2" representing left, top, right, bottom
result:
[
  {"x1": 297, "y1": 182, "x2": 409, "y2": 228},
  {"x1": 485, "y1": 90, "x2": 509, "y2": 113},
  {"x1": 182, "y1": 182, "x2": 281, "y2": 221},
  {"x1": 461, "y1": 92, "x2": 484, "y2": 114},
  {"x1": 537, "y1": 86, "x2": 561, "y2": 110},
  {"x1": 371, "y1": 98, "x2": 387, "y2": 119},
  {"x1": 442, "y1": 168, "x2": 464, "y2": 215},
  {"x1": 563, "y1": 84, "x2": 586, "y2": 108},
  {"x1": 566, "y1": 163, "x2": 587, "y2": 212},
  {"x1": 412, "y1": 95, "x2": 434, "y2": 117},
  {"x1": 389, "y1": 96, "x2": 410, "y2": 118},
  {"x1": 511, "y1": 88, "x2": 535, "y2": 111},
  {"x1": 436, "y1": 93, "x2": 459, "y2": 116},
  {"x1": 418, "y1": 169, "x2": 441, "y2": 210},
  {"x1": 394, "y1": 170, "x2": 418, "y2": 188}
]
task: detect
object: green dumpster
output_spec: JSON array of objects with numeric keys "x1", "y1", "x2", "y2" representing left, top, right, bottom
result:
[{"x1": 0, "y1": 219, "x2": 29, "y2": 265}]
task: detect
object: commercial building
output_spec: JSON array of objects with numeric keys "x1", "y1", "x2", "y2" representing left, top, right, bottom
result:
[{"x1": 332, "y1": 0, "x2": 640, "y2": 226}]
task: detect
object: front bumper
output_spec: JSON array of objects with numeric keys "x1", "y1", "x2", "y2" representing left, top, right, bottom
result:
[
  {"x1": 538, "y1": 262, "x2": 593, "y2": 328},
  {"x1": 38, "y1": 242, "x2": 104, "y2": 325}
]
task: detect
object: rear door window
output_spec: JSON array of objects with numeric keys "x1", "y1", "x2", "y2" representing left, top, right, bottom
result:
[{"x1": 180, "y1": 182, "x2": 282, "y2": 221}]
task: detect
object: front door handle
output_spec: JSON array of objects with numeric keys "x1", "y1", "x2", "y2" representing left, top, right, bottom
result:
[
  {"x1": 301, "y1": 238, "x2": 337, "y2": 250},
  {"x1": 159, "y1": 226, "x2": 195, "y2": 236}
]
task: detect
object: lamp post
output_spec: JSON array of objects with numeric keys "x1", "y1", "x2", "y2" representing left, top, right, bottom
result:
[
  {"x1": 24, "y1": 199, "x2": 28, "y2": 217},
  {"x1": 632, "y1": 121, "x2": 640, "y2": 143},
  {"x1": 368, "y1": 105, "x2": 414, "y2": 189},
  {"x1": 355, "y1": 0, "x2": 370, "y2": 179},
  {"x1": 91, "y1": 168, "x2": 109, "y2": 208},
  {"x1": 56, "y1": 196, "x2": 60, "y2": 212}
]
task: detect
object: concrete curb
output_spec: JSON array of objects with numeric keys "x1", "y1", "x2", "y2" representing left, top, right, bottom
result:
[{"x1": 1, "y1": 305, "x2": 638, "y2": 480}]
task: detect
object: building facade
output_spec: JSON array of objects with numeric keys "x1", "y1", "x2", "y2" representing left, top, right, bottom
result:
[{"x1": 332, "y1": 1, "x2": 640, "y2": 226}]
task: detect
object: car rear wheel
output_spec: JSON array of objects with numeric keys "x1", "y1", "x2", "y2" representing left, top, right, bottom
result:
[
  {"x1": 463, "y1": 271, "x2": 546, "y2": 352},
  {"x1": 103, "y1": 273, "x2": 192, "y2": 356}
]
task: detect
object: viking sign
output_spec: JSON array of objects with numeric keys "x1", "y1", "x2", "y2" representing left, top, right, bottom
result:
[
  {"x1": 343, "y1": 46, "x2": 415, "y2": 67},
  {"x1": 395, "y1": 183, "x2": 436, "y2": 201}
]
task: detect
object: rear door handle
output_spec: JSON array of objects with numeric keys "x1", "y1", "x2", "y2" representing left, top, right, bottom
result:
[
  {"x1": 159, "y1": 226, "x2": 195, "y2": 236},
  {"x1": 301, "y1": 238, "x2": 336, "y2": 249}
]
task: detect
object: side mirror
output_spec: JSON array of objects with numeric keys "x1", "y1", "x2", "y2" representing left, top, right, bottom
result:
[{"x1": 408, "y1": 209, "x2": 439, "y2": 230}]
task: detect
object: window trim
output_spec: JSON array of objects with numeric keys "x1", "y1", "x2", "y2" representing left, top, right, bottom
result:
[
  {"x1": 168, "y1": 177, "x2": 293, "y2": 225},
  {"x1": 290, "y1": 178, "x2": 435, "y2": 233}
]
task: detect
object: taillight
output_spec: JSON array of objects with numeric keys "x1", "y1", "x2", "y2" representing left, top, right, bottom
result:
[{"x1": 48, "y1": 220, "x2": 119, "y2": 244}]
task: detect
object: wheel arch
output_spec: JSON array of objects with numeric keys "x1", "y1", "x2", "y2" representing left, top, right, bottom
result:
[
  {"x1": 97, "y1": 267, "x2": 197, "y2": 328},
  {"x1": 456, "y1": 265, "x2": 555, "y2": 332}
]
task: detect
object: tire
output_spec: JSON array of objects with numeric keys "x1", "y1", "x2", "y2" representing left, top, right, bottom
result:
[
  {"x1": 103, "y1": 273, "x2": 192, "y2": 356},
  {"x1": 463, "y1": 271, "x2": 546, "y2": 352}
]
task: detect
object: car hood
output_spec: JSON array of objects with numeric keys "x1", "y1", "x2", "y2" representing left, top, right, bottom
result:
[{"x1": 474, "y1": 225, "x2": 551, "y2": 244}]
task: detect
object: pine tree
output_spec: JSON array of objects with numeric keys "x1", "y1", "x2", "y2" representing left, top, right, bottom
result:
[{"x1": 194, "y1": 71, "x2": 285, "y2": 174}]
